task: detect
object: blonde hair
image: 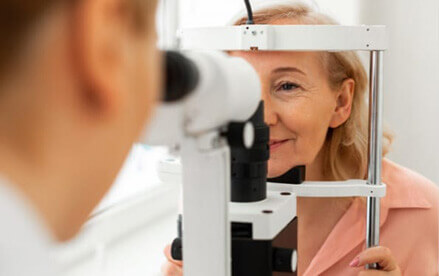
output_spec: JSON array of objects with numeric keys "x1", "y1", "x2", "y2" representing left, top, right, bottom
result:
[{"x1": 235, "y1": 2, "x2": 393, "y2": 181}]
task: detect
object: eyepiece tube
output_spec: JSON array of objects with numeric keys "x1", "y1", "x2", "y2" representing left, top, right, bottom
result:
[{"x1": 164, "y1": 51, "x2": 199, "y2": 102}]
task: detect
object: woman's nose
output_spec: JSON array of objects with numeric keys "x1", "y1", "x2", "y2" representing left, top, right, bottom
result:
[{"x1": 263, "y1": 99, "x2": 278, "y2": 126}]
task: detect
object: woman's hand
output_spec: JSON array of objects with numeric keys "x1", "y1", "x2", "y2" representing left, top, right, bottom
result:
[
  {"x1": 350, "y1": 246, "x2": 402, "y2": 275},
  {"x1": 161, "y1": 244, "x2": 183, "y2": 276}
]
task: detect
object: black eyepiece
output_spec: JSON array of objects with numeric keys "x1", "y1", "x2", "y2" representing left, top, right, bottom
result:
[
  {"x1": 230, "y1": 101, "x2": 269, "y2": 202},
  {"x1": 164, "y1": 51, "x2": 199, "y2": 103}
]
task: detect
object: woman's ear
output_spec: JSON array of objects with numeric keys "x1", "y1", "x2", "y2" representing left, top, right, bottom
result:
[
  {"x1": 72, "y1": 0, "x2": 132, "y2": 118},
  {"x1": 329, "y1": 78, "x2": 355, "y2": 128}
]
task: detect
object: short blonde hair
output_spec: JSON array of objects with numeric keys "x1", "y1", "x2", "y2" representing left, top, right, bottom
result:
[{"x1": 235, "y1": 2, "x2": 393, "y2": 181}]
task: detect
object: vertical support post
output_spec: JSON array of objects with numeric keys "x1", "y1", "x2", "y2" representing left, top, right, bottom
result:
[
  {"x1": 181, "y1": 135, "x2": 231, "y2": 276},
  {"x1": 365, "y1": 51, "x2": 384, "y2": 269}
]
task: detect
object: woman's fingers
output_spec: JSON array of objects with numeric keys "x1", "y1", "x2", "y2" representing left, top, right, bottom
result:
[
  {"x1": 161, "y1": 262, "x2": 183, "y2": 276},
  {"x1": 349, "y1": 246, "x2": 401, "y2": 275},
  {"x1": 164, "y1": 244, "x2": 183, "y2": 267},
  {"x1": 161, "y1": 244, "x2": 183, "y2": 275}
]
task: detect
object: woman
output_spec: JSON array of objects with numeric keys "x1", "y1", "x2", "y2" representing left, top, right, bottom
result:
[
  {"x1": 0, "y1": 0, "x2": 160, "y2": 274},
  {"x1": 162, "y1": 2, "x2": 438, "y2": 276}
]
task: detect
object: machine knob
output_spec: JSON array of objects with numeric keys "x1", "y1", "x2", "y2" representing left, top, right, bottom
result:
[
  {"x1": 226, "y1": 121, "x2": 255, "y2": 149},
  {"x1": 273, "y1": 247, "x2": 298, "y2": 273}
]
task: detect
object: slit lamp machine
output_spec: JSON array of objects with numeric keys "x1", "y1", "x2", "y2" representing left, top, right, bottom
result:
[{"x1": 143, "y1": 1, "x2": 388, "y2": 275}]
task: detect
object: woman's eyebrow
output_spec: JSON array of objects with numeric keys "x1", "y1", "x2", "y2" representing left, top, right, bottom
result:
[{"x1": 272, "y1": 67, "x2": 306, "y2": 76}]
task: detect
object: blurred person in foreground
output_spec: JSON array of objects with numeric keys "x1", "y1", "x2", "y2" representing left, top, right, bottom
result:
[{"x1": 0, "y1": 0, "x2": 160, "y2": 275}]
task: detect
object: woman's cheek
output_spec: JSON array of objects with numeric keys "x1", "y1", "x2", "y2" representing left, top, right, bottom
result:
[
  {"x1": 289, "y1": 113, "x2": 325, "y2": 164},
  {"x1": 305, "y1": 114, "x2": 332, "y2": 159}
]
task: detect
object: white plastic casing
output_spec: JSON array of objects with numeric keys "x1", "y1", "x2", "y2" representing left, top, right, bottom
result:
[
  {"x1": 230, "y1": 190, "x2": 297, "y2": 240},
  {"x1": 143, "y1": 51, "x2": 261, "y2": 145}
]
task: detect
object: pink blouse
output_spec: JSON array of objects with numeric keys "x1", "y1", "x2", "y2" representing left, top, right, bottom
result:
[{"x1": 302, "y1": 159, "x2": 439, "y2": 275}]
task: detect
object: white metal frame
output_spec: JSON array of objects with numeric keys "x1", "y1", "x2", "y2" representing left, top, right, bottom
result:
[
  {"x1": 178, "y1": 25, "x2": 387, "y2": 275},
  {"x1": 180, "y1": 25, "x2": 386, "y2": 51},
  {"x1": 269, "y1": 181, "x2": 386, "y2": 198}
]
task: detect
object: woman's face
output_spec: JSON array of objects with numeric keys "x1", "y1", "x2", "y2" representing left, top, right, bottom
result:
[{"x1": 230, "y1": 49, "x2": 341, "y2": 178}]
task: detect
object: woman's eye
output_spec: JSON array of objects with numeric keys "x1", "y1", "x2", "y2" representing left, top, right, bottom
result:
[{"x1": 278, "y1": 82, "x2": 299, "y2": 91}]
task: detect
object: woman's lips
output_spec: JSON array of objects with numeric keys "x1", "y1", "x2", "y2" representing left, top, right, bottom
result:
[{"x1": 269, "y1": 139, "x2": 289, "y2": 151}]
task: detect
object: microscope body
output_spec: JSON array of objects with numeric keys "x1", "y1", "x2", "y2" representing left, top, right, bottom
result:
[
  {"x1": 168, "y1": 102, "x2": 304, "y2": 275},
  {"x1": 168, "y1": 166, "x2": 303, "y2": 276},
  {"x1": 229, "y1": 102, "x2": 301, "y2": 276}
]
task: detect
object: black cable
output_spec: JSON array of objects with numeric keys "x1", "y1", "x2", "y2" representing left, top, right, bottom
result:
[{"x1": 244, "y1": 0, "x2": 254, "y2": 24}]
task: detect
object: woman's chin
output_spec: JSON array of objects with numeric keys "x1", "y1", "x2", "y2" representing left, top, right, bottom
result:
[
  {"x1": 267, "y1": 165, "x2": 291, "y2": 179},
  {"x1": 267, "y1": 158, "x2": 302, "y2": 178}
]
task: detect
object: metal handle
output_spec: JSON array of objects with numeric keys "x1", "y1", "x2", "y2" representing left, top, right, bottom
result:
[{"x1": 365, "y1": 50, "x2": 384, "y2": 269}]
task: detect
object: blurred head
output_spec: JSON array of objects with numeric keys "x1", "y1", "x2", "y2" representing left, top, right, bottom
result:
[
  {"x1": 0, "y1": 0, "x2": 160, "y2": 240},
  {"x1": 231, "y1": 2, "x2": 392, "y2": 180}
]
